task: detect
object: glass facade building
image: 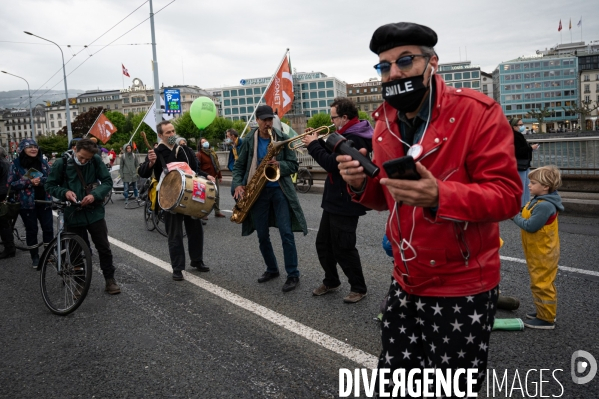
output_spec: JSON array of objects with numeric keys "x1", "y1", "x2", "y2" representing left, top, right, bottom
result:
[
  {"x1": 498, "y1": 55, "x2": 579, "y2": 130},
  {"x1": 217, "y1": 72, "x2": 346, "y2": 121},
  {"x1": 439, "y1": 62, "x2": 482, "y2": 91}
]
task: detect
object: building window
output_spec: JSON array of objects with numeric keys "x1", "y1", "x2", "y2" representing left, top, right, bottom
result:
[
  {"x1": 224, "y1": 99, "x2": 231, "y2": 106},
  {"x1": 463, "y1": 81, "x2": 471, "y2": 88},
  {"x1": 349, "y1": 89, "x2": 353, "y2": 94},
  {"x1": 463, "y1": 72, "x2": 471, "y2": 79},
  {"x1": 584, "y1": 75, "x2": 590, "y2": 82},
  {"x1": 319, "y1": 100, "x2": 327, "y2": 107},
  {"x1": 232, "y1": 108, "x2": 239, "y2": 115},
  {"x1": 301, "y1": 83, "x2": 308, "y2": 90},
  {"x1": 326, "y1": 90, "x2": 334, "y2": 97},
  {"x1": 223, "y1": 91, "x2": 230, "y2": 98},
  {"x1": 318, "y1": 91, "x2": 326, "y2": 98},
  {"x1": 57, "y1": 113, "x2": 62, "y2": 119},
  {"x1": 454, "y1": 72, "x2": 462, "y2": 80},
  {"x1": 311, "y1": 101, "x2": 318, "y2": 108},
  {"x1": 454, "y1": 82, "x2": 463, "y2": 88},
  {"x1": 58, "y1": 121, "x2": 62, "y2": 127},
  {"x1": 232, "y1": 99, "x2": 238, "y2": 106},
  {"x1": 240, "y1": 107, "x2": 246, "y2": 113},
  {"x1": 310, "y1": 92, "x2": 317, "y2": 99},
  {"x1": 326, "y1": 81, "x2": 334, "y2": 88},
  {"x1": 237, "y1": 89, "x2": 245, "y2": 96},
  {"x1": 247, "y1": 97, "x2": 253, "y2": 104},
  {"x1": 50, "y1": 121, "x2": 55, "y2": 128},
  {"x1": 309, "y1": 82, "x2": 317, "y2": 90},
  {"x1": 472, "y1": 81, "x2": 480, "y2": 88},
  {"x1": 472, "y1": 71, "x2": 480, "y2": 79},
  {"x1": 50, "y1": 114, "x2": 54, "y2": 119},
  {"x1": 302, "y1": 93, "x2": 309, "y2": 100},
  {"x1": 239, "y1": 98, "x2": 246, "y2": 105},
  {"x1": 247, "y1": 106, "x2": 254, "y2": 113},
  {"x1": 115, "y1": 104, "x2": 118, "y2": 109},
  {"x1": 318, "y1": 81, "x2": 325, "y2": 89},
  {"x1": 225, "y1": 109, "x2": 231, "y2": 115}
]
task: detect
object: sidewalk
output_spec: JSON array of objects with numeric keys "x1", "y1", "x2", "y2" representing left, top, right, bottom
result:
[{"x1": 219, "y1": 175, "x2": 598, "y2": 217}]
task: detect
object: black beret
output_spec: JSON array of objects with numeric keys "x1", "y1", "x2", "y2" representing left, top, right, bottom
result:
[{"x1": 370, "y1": 22, "x2": 437, "y2": 54}]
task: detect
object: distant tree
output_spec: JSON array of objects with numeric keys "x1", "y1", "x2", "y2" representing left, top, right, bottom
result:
[
  {"x1": 562, "y1": 100, "x2": 599, "y2": 129},
  {"x1": 358, "y1": 110, "x2": 374, "y2": 125},
  {"x1": 37, "y1": 134, "x2": 69, "y2": 155},
  {"x1": 172, "y1": 111, "x2": 201, "y2": 142},
  {"x1": 307, "y1": 113, "x2": 334, "y2": 131},
  {"x1": 56, "y1": 106, "x2": 103, "y2": 138},
  {"x1": 203, "y1": 116, "x2": 234, "y2": 145},
  {"x1": 526, "y1": 106, "x2": 553, "y2": 133},
  {"x1": 280, "y1": 116, "x2": 290, "y2": 125}
]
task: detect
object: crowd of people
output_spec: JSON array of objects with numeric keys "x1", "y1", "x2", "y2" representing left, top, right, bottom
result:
[{"x1": 0, "y1": 21, "x2": 567, "y2": 397}]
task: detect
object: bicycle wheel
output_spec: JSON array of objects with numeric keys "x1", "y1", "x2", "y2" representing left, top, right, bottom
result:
[
  {"x1": 39, "y1": 234, "x2": 93, "y2": 316},
  {"x1": 144, "y1": 201, "x2": 156, "y2": 231},
  {"x1": 295, "y1": 169, "x2": 313, "y2": 193},
  {"x1": 154, "y1": 209, "x2": 167, "y2": 237},
  {"x1": 13, "y1": 217, "x2": 44, "y2": 251},
  {"x1": 103, "y1": 190, "x2": 112, "y2": 206}
]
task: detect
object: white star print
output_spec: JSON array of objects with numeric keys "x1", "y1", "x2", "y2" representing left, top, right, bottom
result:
[
  {"x1": 479, "y1": 342, "x2": 488, "y2": 352},
  {"x1": 421, "y1": 333, "x2": 427, "y2": 342},
  {"x1": 392, "y1": 280, "x2": 398, "y2": 286},
  {"x1": 417, "y1": 318, "x2": 425, "y2": 326},
  {"x1": 465, "y1": 333, "x2": 476, "y2": 344},
  {"x1": 383, "y1": 320, "x2": 390, "y2": 328},
  {"x1": 432, "y1": 323, "x2": 440, "y2": 333},
  {"x1": 402, "y1": 349, "x2": 411, "y2": 359},
  {"x1": 394, "y1": 289, "x2": 402, "y2": 298},
  {"x1": 457, "y1": 350, "x2": 466, "y2": 358},
  {"x1": 399, "y1": 312, "x2": 406, "y2": 319},
  {"x1": 442, "y1": 336, "x2": 450, "y2": 344},
  {"x1": 468, "y1": 310, "x2": 483, "y2": 325},
  {"x1": 450, "y1": 319, "x2": 464, "y2": 332},
  {"x1": 441, "y1": 353, "x2": 451, "y2": 364},
  {"x1": 415, "y1": 299, "x2": 426, "y2": 311},
  {"x1": 466, "y1": 296, "x2": 475, "y2": 302},
  {"x1": 471, "y1": 358, "x2": 480, "y2": 367},
  {"x1": 415, "y1": 317, "x2": 422, "y2": 326},
  {"x1": 429, "y1": 343, "x2": 437, "y2": 353},
  {"x1": 487, "y1": 324, "x2": 493, "y2": 332},
  {"x1": 399, "y1": 326, "x2": 407, "y2": 334},
  {"x1": 420, "y1": 359, "x2": 425, "y2": 367},
  {"x1": 452, "y1": 304, "x2": 462, "y2": 313},
  {"x1": 431, "y1": 302, "x2": 443, "y2": 316},
  {"x1": 387, "y1": 306, "x2": 393, "y2": 312},
  {"x1": 389, "y1": 337, "x2": 395, "y2": 344},
  {"x1": 408, "y1": 333, "x2": 419, "y2": 344},
  {"x1": 399, "y1": 297, "x2": 409, "y2": 308},
  {"x1": 385, "y1": 351, "x2": 394, "y2": 365}
]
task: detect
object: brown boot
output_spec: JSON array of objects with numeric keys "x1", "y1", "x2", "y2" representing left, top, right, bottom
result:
[{"x1": 105, "y1": 278, "x2": 121, "y2": 294}]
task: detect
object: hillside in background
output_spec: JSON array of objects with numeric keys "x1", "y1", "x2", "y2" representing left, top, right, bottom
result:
[{"x1": 0, "y1": 89, "x2": 84, "y2": 110}]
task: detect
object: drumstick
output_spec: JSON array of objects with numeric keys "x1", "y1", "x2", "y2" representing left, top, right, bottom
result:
[{"x1": 140, "y1": 131, "x2": 152, "y2": 150}]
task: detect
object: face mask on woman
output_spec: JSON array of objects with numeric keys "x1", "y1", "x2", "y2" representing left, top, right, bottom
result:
[
  {"x1": 202, "y1": 142, "x2": 210, "y2": 149},
  {"x1": 519, "y1": 125, "x2": 526, "y2": 133}
]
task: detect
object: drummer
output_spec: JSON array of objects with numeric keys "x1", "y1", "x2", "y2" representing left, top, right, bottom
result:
[{"x1": 138, "y1": 121, "x2": 216, "y2": 281}]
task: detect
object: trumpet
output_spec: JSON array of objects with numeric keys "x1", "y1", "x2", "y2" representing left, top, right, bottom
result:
[{"x1": 287, "y1": 124, "x2": 335, "y2": 151}]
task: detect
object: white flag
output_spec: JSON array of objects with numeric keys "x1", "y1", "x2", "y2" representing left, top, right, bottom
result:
[{"x1": 141, "y1": 97, "x2": 174, "y2": 134}]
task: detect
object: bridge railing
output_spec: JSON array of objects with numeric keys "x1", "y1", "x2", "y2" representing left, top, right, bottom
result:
[
  {"x1": 528, "y1": 136, "x2": 599, "y2": 175},
  {"x1": 216, "y1": 136, "x2": 599, "y2": 176}
]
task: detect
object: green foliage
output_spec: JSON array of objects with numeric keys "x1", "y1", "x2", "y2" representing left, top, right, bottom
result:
[
  {"x1": 307, "y1": 113, "x2": 334, "y2": 131},
  {"x1": 358, "y1": 111, "x2": 374, "y2": 124},
  {"x1": 280, "y1": 117, "x2": 290, "y2": 125},
  {"x1": 562, "y1": 100, "x2": 599, "y2": 127},
  {"x1": 37, "y1": 134, "x2": 69, "y2": 155}
]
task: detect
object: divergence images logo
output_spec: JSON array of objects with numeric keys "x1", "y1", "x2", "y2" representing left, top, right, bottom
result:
[{"x1": 571, "y1": 350, "x2": 597, "y2": 384}]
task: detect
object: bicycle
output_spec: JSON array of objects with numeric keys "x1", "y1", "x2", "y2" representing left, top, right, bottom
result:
[
  {"x1": 139, "y1": 179, "x2": 183, "y2": 238},
  {"x1": 293, "y1": 163, "x2": 313, "y2": 193},
  {"x1": 35, "y1": 200, "x2": 93, "y2": 316}
]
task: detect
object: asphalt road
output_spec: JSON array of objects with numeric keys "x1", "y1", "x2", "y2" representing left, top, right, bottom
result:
[{"x1": 1, "y1": 191, "x2": 598, "y2": 398}]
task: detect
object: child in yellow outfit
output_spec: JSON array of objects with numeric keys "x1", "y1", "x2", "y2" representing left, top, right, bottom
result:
[{"x1": 512, "y1": 165, "x2": 564, "y2": 330}]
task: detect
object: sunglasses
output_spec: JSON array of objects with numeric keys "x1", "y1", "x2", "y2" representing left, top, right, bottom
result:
[{"x1": 374, "y1": 54, "x2": 428, "y2": 76}]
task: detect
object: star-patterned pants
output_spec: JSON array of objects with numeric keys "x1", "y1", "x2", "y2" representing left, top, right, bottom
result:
[{"x1": 377, "y1": 278, "x2": 498, "y2": 398}]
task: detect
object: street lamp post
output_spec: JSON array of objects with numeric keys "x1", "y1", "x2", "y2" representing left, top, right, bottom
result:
[
  {"x1": 24, "y1": 31, "x2": 73, "y2": 144},
  {"x1": 1, "y1": 71, "x2": 35, "y2": 137}
]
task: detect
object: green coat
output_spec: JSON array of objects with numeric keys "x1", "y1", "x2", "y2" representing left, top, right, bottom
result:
[
  {"x1": 119, "y1": 152, "x2": 139, "y2": 183},
  {"x1": 231, "y1": 128, "x2": 308, "y2": 237},
  {"x1": 45, "y1": 154, "x2": 112, "y2": 227}
]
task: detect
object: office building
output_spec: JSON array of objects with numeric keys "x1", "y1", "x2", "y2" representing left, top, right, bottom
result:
[
  {"x1": 438, "y1": 61, "x2": 494, "y2": 98},
  {"x1": 497, "y1": 54, "x2": 578, "y2": 132},
  {"x1": 45, "y1": 100, "x2": 78, "y2": 135},
  {"x1": 346, "y1": 79, "x2": 382, "y2": 113},
  {"x1": 77, "y1": 90, "x2": 122, "y2": 114},
  {"x1": 212, "y1": 71, "x2": 346, "y2": 122},
  {"x1": 578, "y1": 51, "x2": 599, "y2": 130}
]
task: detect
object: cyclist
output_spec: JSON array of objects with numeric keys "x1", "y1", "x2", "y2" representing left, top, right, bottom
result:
[{"x1": 45, "y1": 139, "x2": 121, "y2": 295}]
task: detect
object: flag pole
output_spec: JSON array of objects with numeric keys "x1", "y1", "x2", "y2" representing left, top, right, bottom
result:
[
  {"x1": 84, "y1": 109, "x2": 104, "y2": 139},
  {"x1": 240, "y1": 48, "x2": 289, "y2": 138},
  {"x1": 128, "y1": 100, "x2": 155, "y2": 145}
]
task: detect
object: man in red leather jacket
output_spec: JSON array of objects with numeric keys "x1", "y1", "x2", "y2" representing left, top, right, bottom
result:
[{"x1": 338, "y1": 22, "x2": 522, "y2": 395}]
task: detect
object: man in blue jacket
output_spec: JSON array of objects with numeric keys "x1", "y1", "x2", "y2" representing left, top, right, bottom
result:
[{"x1": 302, "y1": 97, "x2": 373, "y2": 303}]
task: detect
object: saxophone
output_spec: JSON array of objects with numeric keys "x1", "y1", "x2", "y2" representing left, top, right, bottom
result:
[
  {"x1": 230, "y1": 125, "x2": 334, "y2": 224},
  {"x1": 230, "y1": 129, "x2": 285, "y2": 224}
]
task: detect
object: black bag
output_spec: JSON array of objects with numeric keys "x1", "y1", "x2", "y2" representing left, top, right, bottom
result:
[
  {"x1": 0, "y1": 186, "x2": 20, "y2": 222},
  {"x1": 517, "y1": 158, "x2": 530, "y2": 171}
]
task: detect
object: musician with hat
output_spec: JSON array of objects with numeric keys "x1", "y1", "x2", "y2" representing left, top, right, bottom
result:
[
  {"x1": 231, "y1": 105, "x2": 307, "y2": 293},
  {"x1": 138, "y1": 121, "x2": 215, "y2": 281},
  {"x1": 336, "y1": 22, "x2": 522, "y2": 395}
]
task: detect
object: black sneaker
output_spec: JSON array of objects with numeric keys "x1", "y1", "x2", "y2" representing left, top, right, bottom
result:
[
  {"x1": 282, "y1": 277, "x2": 299, "y2": 292},
  {"x1": 258, "y1": 271, "x2": 280, "y2": 283},
  {"x1": 172, "y1": 270, "x2": 184, "y2": 281},
  {"x1": 526, "y1": 312, "x2": 556, "y2": 322},
  {"x1": 190, "y1": 261, "x2": 210, "y2": 272},
  {"x1": 523, "y1": 317, "x2": 555, "y2": 330}
]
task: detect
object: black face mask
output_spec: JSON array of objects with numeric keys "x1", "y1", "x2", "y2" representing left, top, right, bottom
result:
[{"x1": 381, "y1": 72, "x2": 428, "y2": 113}]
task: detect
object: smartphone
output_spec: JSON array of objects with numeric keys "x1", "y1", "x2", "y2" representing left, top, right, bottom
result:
[{"x1": 382, "y1": 156, "x2": 421, "y2": 180}]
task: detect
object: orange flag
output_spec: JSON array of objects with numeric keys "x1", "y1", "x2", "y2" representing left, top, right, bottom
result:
[
  {"x1": 89, "y1": 113, "x2": 117, "y2": 143},
  {"x1": 264, "y1": 56, "x2": 294, "y2": 117}
]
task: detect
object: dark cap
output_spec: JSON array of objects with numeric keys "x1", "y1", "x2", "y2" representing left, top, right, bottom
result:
[
  {"x1": 370, "y1": 22, "x2": 437, "y2": 55},
  {"x1": 255, "y1": 105, "x2": 274, "y2": 120}
]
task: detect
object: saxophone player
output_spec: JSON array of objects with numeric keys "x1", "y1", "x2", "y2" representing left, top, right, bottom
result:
[{"x1": 232, "y1": 105, "x2": 307, "y2": 292}]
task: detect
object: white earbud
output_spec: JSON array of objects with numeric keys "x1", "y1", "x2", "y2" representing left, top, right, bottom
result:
[{"x1": 431, "y1": 66, "x2": 435, "y2": 74}]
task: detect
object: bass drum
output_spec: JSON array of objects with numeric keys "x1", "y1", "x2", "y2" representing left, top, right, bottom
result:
[{"x1": 158, "y1": 169, "x2": 217, "y2": 218}]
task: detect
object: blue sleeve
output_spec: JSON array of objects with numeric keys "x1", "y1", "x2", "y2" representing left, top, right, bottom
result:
[{"x1": 512, "y1": 202, "x2": 556, "y2": 233}]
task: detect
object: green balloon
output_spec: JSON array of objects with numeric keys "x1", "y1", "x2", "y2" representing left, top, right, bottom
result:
[{"x1": 190, "y1": 97, "x2": 217, "y2": 130}]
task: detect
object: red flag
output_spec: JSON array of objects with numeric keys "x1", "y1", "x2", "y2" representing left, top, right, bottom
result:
[
  {"x1": 122, "y1": 64, "x2": 130, "y2": 77},
  {"x1": 89, "y1": 113, "x2": 117, "y2": 143},
  {"x1": 264, "y1": 56, "x2": 294, "y2": 118},
  {"x1": 132, "y1": 142, "x2": 137, "y2": 151},
  {"x1": 558, "y1": 19, "x2": 562, "y2": 31}
]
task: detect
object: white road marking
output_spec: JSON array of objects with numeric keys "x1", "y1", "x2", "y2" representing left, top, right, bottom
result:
[
  {"x1": 500, "y1": 256, "x2": 599, "y2": 277},
  {"x1": 107, "y1": 236, "x2": 378, "y2": 369}
]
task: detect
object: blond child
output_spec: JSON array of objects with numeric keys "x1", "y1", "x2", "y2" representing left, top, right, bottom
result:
[{"x1": 512, "y1": 165, "x2": 564, "y2": 329}]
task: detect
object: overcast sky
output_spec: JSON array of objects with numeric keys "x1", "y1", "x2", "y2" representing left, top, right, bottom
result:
[{"x1": 1, "y1": 0, "x2": 597, "y2": 105}]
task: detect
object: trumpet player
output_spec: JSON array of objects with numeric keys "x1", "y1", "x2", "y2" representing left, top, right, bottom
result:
[
  {"x1": 231, "y1": 105, "x2": 307, "y2": 292},
  {"x1": 301, "y1": 98, "x2": 373, "y2": 303}
]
